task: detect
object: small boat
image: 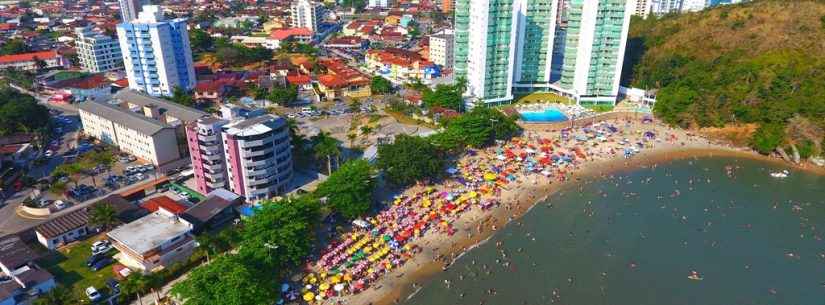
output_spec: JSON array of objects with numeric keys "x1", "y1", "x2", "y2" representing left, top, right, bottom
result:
[
  {"x1": 688, "y1": 271, "x2": 703, "y2": 281},
  {"x1": 769, "y1": 170, "x2": 790, "y2": 178}
]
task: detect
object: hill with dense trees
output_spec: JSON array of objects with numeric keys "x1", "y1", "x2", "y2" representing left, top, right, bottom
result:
[{"x1": 622, "y1": 0, "x2": 825, "y2": 158}]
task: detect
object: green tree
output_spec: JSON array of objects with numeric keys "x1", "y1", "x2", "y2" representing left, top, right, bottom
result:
[
  {"x1": 376, "y1": 134, "x2": 445, "y2": 186},
  {"x1": 0, "y1": 87, "x2": 50, "y2": 135},
  {"x1": 312, "y1": 132, "x2": 340, "y2": 175},
  {"x1": 119, "y1": 272, "x2": 154, "y2": 303},
  {"x1": 371, "y1": 76, "x2": 393, "y2": 94},
  {"x1": 443, "y1": 107, "x2": 521, "y2": 148},
  {"x1": 189, "y1": 29, "x2": 215, "y2": 52},
  {"x1": 0, "y1": 39, "x2": 29, "y2": 55},
  {"x1": 238, "y1": 196, "x2": 320, "y2": 270},
  {"x1": 422, "y1": 79, "x2": 466, "y2": 111},
  {"x1": 172, "y1": 254, "x2": 278, "y2": 305},
  {"x1": 750, "y1": 123, "x2": 786, "y2": 155},
  {"x1": 170, "y1": 86, "x2": 195, "y2": 107},
  {"x1": 52, "y1": 163, "x2": 84, "y2": 187},
  {"x1": 315, "y1": 159, "x2": 375, "y2": 220},
  {"x1": 267, "y1": 85, "x2": 298, "y2": 106},
  {"x1": 89, "y1": 203, "x2": 118, "y2": 231}
]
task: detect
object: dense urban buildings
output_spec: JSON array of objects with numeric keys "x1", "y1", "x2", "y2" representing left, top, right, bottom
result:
[
  {"x1": 74, "y1": 26, "x2": 123, "y2": 73},
  {"x1": 117, "y1": 5, "x2": 196, "y2": 97},
  {"x1": 455, "y1": 0, "x2": 633, "y2": 106},
  {"x1": 633, "y1": 0, "x2": 653, "y2": 18},
  {"x1": 77, "y1": 90, "x2": 207, "y2": 167},
  {"x1": 0, "y1": 50, "x2": 67, "y2": 71},
  {"x1": 291, "y1": 0, "x2": 324, "y2": 33}
]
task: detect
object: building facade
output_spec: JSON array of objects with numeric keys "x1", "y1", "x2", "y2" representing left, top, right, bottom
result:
[
  {"x1": 679, "y1": 0, "x2": 708, "y2": 12},
  {"x1": 185, "y1": 117, "x2": 229, "y2": 195},
  {"x1": 651, "y1": 0, "x2": 682, "y2": 15},
  {"x1": 429, "y1": 29, "x2": 454, "y2": 68},
  {"x1": 633, "y1": 0, "x2": 652, "y2": 18},
  {"x1": 0, "y1": 51, "x2": 67, "y2": 71},
  {"x1": 222, "y1": 115, "x2": 292, "y2": 201},
  {"x1": 368, "y1": 0, "x2": 391, "y2": 8},
  {"x1": 454, "y1": 0, "x2": 632, "y2": 106},
  {"x1": 118, "y1": 0, "x2": 149, "y2": 22},
  {"x1": 107, "y1": 210, "x2": 196, "y2": 273},
  {"x1": 117, "y1": 5, "x2": 196, "y2": 97},
  {"x1": 291, "y1": 0, "x2": 324, "y2": 33},
  {"x1": 78, "y1": 90, "x2": 207, "y2": 166},
  {"x1": 75, "y1": 27, "x2": 123, "y2": 73}
]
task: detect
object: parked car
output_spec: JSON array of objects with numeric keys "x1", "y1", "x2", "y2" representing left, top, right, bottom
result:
[
  {"x1": 86, "y1": 253, "x2": 104, "y2": 267},
  {"x1": 85, "y1": 286, "x2": 102, "y2": 302},
  {"x1": 91, "y1": 240, "x2": 111, "y2": 254},
  {"x1": 106, "y1": 278, "x2": 120, "y2": 294},
  {"x1": 44, "y1": 150, "x2": 53, "y2": 158},
  {"x1": 90, "y1": 257, "x2": 112, "y2": 272},
  {"x1": 53, "y1": 200, "x2": 68, "y2": 210}
]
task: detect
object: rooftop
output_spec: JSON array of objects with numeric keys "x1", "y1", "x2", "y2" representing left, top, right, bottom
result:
[
  {"x1": 0, "y1": 236, "x2": 37, "y2": 269},
  {"x1": 222, "y1": 114, "x2": 285, "y2": 137},
  {"x1": 34, "y1": 208, "x2": 89, "y2": 239},
  {"x1": 0, "y1": 50, "x2": 59, "y2": 64},
  {"x1": 107, "y1": 212, "x2": 192, "y2": 255},
  {"x1": 113, "y1": 90, "x2": 207, "y2": 123},
  {"x1": 77, "y1": 99, "x2": 171, "y2": 136},
  {"x1": 141, "y1": 196, "x2": 188, "y2": 215}
]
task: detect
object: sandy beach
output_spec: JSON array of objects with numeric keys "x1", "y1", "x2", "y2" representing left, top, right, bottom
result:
[{"x1": 306, "y1": 118, "x2": 823, "y2": 305}]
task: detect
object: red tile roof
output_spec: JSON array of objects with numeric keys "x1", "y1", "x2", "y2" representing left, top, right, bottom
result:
[
  {"x1": 270, "y1": 27, "x2": 313, "y2": 40},
  {"x1": 286, "y1": 74, "x2": 311, "y2": 85},
  {"x1": 141, "y1": 196, "x2": 187, "y2": 215},
  {"x1": 0, "y1": 50, "x2": 60, "y2": 64},
  {"x1": 53, "y1": 74, "x2": 109, "y2": 90}
]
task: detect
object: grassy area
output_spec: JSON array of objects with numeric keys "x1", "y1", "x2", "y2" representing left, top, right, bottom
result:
[
  {"x1": 583, "y1": 104, "x2": 615, "y2": 113},
  {"x1": 37, "y1": 234, "x2": 116, "y2": 303},
  {"x1": 515, "y1": 92, "x2": 574, "y2": 104}
]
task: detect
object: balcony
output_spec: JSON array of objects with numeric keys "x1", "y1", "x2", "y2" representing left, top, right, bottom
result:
[
  {"x1": 243, "y1": 146, "x2": 274, "y2": 158},
  {"x1": 201, "y1": 153, "x2": 223, "y2": 162},
  {"x1": 246, "y1": 165, "x2": 278, "y2": 176},
  {"x1": 244, "y1": 158, "x2": 274, "y2": 168},
  {"x1": 240, "y1": 139, "x2": 267, "y2": 148},
  {"x1": 198, "y1": 133, "x2": 218, "y2": 142}
]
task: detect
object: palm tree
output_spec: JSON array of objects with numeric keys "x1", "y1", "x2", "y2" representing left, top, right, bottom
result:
[
  {"x1": 311, "y1": 132, "x2": 340, "y2": 175},
  {"x1": 89, "y1": 203, "x2": 118, "y2": 231}
]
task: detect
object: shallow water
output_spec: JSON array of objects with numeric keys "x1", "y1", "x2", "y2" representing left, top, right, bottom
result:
[
  {"x1": 402, "y1": 157, "x2": 825, "y2": 305},
  {"x1": 519, "y1": 107, "x2": 569, "y2": 122}
]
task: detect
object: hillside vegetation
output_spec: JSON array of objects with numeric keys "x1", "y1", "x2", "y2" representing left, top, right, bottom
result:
[{"x1": 623, "y1": 0, "x2": 825, "y2": 158}]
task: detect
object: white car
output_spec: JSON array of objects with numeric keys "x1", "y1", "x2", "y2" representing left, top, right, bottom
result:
[
  {"x1": 44, "y1": 150, "x2": 53, "y2": 158},
  {"x1": 85, "y1": 286, "x2": 102, "y2": 302},
  {"x1": 53, "y1": 200, "x2": 68, "y2": 210},
  {"x1": 91, "y1": 240, "x2": 111, "y2": 254}
]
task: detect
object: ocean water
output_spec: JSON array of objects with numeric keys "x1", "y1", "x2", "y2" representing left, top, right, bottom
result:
[{"x1": 402, "y1": 157, "x2": 825, "y2": 305}]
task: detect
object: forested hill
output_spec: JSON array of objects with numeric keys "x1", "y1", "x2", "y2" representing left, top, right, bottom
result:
[{"x1": 622, "y1": 0, "x2": 825, "y2": 156}]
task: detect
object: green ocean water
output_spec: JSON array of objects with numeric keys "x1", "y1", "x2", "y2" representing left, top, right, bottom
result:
[{"x1": 401, "y1": 157, "x2": 825, "y2": 305}]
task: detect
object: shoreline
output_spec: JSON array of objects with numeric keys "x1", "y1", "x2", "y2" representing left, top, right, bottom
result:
[{"x1": 346, "y1": 145, "x2": 822, "y2": 305}]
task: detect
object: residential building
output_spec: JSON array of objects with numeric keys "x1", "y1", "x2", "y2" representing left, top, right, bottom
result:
[
  {"x1": 222, "y1": 115, "x2": 293, "y2": 201},
  {"x1": 42, "y1": 73, "x2": 112, "y2": 102},
  {"x1": 34, "y1": 194, "x2": 145, "y2": 250},
  {"x1": 291, "y1": 0, "x2": 324, "y2": 33},
  {"x1": 0, "y1": 236, "x2": 55, "y2": 305},
  {"x1": 118, "y1": 0, "x2": 149, "y2": 21},
  {"x1": 633, "y1": 0, "x2": 653, "y2": 18},
  {"x1": 442, "y1": 0, "x2": 454, "y2": 12},
  {"x1": 429, "y1": 29, "x2": 454, "y2": 68},
  {"x1": 185, "y1": 117, "x2": 229, "y2": 195},
  {"x1": 368, "y1": 0, "x2": 392, "y2": 8},
  {"x1": 180, "y1": 188, "x2": 242, "y2": 234},
  {"x1": 680, "y1": 0, "x2": 708, "y2": 12},
  {"x1": 0, "y1": 50, "x2": 67, "y2": 71},
  {"x1": 117, "y1": 5, "x2": 196, "y2": 97},
  {"x1": 75, "y1": 26, "x2": 123, "y2": 72},
  {"x1": 107, "y1": 210, "x2": 196, "y2": 273},
  {"x1": 77, "y1": 90, "x2": 207, "y2": 167},
  {"x1": 316, "y1": 58, "x2": 372, "y2": 101},
  {"x1": 651, "y1": 0, "x2": 682, "y2": 14},
  {"x1": 454, "y1": 0, "x2": 633, "y2": 106},
  {"x1": 365, "y1": 48, "x2": 440, "y2": 84}
]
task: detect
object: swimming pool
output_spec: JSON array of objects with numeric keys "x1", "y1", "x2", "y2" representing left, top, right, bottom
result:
[{"x1": 518, "y1": 107, "x2": 569, "y2": 122}]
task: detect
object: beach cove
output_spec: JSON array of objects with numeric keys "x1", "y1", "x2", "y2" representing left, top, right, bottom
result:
[{"x1": 297, "y1": 116, "x2": 825, "y2": 305}]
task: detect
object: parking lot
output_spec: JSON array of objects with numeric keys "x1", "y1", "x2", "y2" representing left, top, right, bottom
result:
[{"x1": 37, "y1": 234, "x2": 121, "y2": 304}]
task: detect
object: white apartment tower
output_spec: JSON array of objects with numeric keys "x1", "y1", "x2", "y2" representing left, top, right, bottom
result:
[
  {"x1": 680, "y1": 0, "x2": 708, "y2": 12},
  {"x1": 633, "y1": 0, "x2": 653, "y2": 18},
  {"x1": 118, "y1": 0, "x2": 150, "y2": 21},
  {"x1": 291, "y1": 0, "x2": 324, "y2": 33},
  {"x1": 117, "y1": 5, "x2": 196, "y2": 97},
  {"x1": 429, "y1": 29, "x2": 454, "y2": 68},
  {"x1": 454, "y1": 0, "x2": 633, "y2": 106},
  {"x1": 221, "y1": 115, "x2": 293, "y2": 201},
  {"x1": 75, "y1": 27, "x2": 123, "y2": 72}
]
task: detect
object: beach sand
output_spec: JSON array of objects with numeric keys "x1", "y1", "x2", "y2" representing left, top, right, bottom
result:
[{"x1": 320, "y1": 121, "x2": 823, "y2": 305}]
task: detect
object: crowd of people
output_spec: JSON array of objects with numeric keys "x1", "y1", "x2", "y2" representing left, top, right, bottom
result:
[{"x1": 289, "y1": 117, "x2": 686, "y2": 304}]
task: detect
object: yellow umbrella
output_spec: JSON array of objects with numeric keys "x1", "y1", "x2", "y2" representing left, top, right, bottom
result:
[
  {"x1": 319, "y1": 283, "x2": 330, "y2": 291},
  {"x1": 330, "y1": 276, "x2": 341, "y2": 284},
  {"x1": 343, "y1": 273, "x2": 353, "y2": 282},
  {"x1": 303, "y1": 292, "x2": 315, "y2": 301},
  {"x1": 308, "y1": 277, "x2": 317, "y2": 284}
]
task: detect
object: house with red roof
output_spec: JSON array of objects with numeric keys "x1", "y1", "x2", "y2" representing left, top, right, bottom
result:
[
  {"x1": 43, "y1": 74, "x2": 111, "y2": 102},
  {"x1": 0, "y1": 50, "x2": 67, "y2": 71},
  {"x1": 267, "y1": 27, "x2": 312, "y2": 49},
  {"x1": 316, "y1": 58, "x2": 372, "y2": 101},
  {"x1": 365, "y1": 48, "x2": 441, "y2": 85},
  {"x1": 141, "y1": 196, "x2": 188, "y2": 215}
]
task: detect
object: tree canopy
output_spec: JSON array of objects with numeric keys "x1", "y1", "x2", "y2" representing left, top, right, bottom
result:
[
  {"x1": 0, "y1": 39, "x2": 28, "y2": 55},
  {"x1": 439, "y1": 107, "x2": 521, "y2": 148},
  {"x1": 215, "y1": 44, "x2": 272, "y2": 67},
  {"x1": 171, "y1": 254, "x2": 278, "y2": 305},
  {"x1": 376, "y1": 134, "x2": 445, "y2": 186},
  {"x1": 371, "y1": 76, "x2": 393, "y2": 94},
  {"x1": 266, "y1": 85, "x2": 298, "y2": 106},
  {"x1": 421, "y1": 81, "x2": 465, "y2": 112},
  {"x1": 0, "y1": 87, "x2": 50, "y2": 135},
  {"x1": 623, "y1": 1, "x2": 825, "y2": 154},
  {"x1": 315, "y1": 159, "x2": 375, "y2": 220},
  {"x1": 237, "y1": 195, "x2": 320, "y2": 270}
]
